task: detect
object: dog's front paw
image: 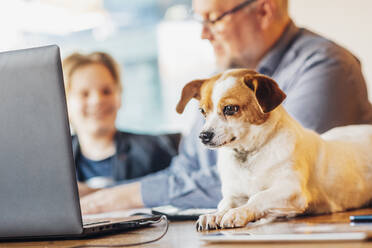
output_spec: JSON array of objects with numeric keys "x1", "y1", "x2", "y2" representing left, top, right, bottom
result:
[
  {"x1": 220, "y1": 208, "x2": 254, "y2": 228},
  {"x1": 196, "y1": 213, "x2": 224, "y2": 231}
]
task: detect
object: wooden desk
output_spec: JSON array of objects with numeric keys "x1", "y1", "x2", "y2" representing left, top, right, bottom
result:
[{"x1": 1, "y1": 208, "x2": 372, "y2": 248}]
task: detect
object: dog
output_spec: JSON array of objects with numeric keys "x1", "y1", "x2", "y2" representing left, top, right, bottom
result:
[{"x1": 176, "y1": 69, "x2": 372, "y2": 231}]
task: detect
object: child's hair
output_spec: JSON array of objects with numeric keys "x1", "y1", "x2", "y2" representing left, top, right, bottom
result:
[{"x1": 62, "y1": 51, "x2": 122, "y2": 94}]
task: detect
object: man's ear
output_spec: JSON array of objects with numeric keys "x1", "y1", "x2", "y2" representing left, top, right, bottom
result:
[
  {"x1": 176, "y1": 79, "x2": 205, "y2": 114},
  {"x1": 257, "y1": 0, "x2": 274, "y2": 30},
  {"x1": 244, "y1": 74, "x2": 286, "y2": 113}
]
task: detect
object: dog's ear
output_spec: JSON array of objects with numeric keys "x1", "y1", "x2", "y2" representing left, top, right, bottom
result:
[
  {"x1": 176, "y1": 79, "x2": 206, "y2": 114},
  {"x1": 244, "y1": 74, "x2": 286, "y2": 113}
]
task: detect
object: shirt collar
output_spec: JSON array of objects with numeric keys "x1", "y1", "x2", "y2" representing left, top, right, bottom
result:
[{"x1": 257, "y1": 20, "x2": 300, "y2": 76}]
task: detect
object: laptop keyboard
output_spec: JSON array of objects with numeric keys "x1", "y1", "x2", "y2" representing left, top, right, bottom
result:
[{"x1": 83, "y1": 219, "x2": 111, "y2": 227}]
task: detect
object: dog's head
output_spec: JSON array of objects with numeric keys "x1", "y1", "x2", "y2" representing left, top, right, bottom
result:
[{"x1": 176, "y1": 69, "x2": 286, "y2": 148}]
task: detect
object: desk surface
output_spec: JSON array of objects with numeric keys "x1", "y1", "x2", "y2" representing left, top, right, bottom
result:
[{"x1": 2, "y1": 208, "x2": 372, "y2": 248}]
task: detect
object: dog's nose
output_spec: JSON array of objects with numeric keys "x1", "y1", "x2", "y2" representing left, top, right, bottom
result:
[{"x1": 199, "y1": 131, "x2": 214, "y2": 144}]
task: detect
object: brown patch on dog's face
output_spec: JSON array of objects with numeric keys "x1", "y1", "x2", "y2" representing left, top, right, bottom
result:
[
  {"x1": 176, "y1": 74, "x2": 222, "y2": 114},
  {"x1": 199, "y1": 74, "x2": 222, "y2": 115},
  {"x1": 217, "y1": 77, "x2": 269, "y2": 125},
  {"x1": 244, "y1": 74, "x2": 286, "y2": 113},
  {"x1": 199, "y1": 69, "x2": 263, "y2": 119}
]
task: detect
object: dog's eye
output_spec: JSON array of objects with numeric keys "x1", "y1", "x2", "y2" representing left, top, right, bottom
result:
[
  {"x1": 199, "y1": 108, "x2": 206, "y2": 116},
  {"x1": 223, "y1": 105, "x2": 239, "y2": 116}
]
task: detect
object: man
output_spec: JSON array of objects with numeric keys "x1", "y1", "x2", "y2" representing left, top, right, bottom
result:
[{"x1": 80, "y1": 0, "x2": 372, "y2": 213}]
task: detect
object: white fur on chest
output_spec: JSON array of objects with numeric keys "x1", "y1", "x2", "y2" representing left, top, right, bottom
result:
[{"x1": 217, "y1": 131, "x2": 296, "y2": 200}]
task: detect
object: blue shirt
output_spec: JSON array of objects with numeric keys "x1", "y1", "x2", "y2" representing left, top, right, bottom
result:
[
  {"x1": 140, "y1": 21, "x2": 372, "y2": 208},
  {"x1": 73, "y1": 131, "x2": 178, "y2": 186},
  {"x1": 77, "y1": 154, "x2": 114, "y2": 187}
]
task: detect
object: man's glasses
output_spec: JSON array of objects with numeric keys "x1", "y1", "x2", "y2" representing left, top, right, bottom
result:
[{"x1": 194, "y1": 0, "x2": 257, "y2": 27}]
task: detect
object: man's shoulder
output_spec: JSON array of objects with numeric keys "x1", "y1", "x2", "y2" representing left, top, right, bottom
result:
[
  {"x1": 274, "y1": 26, "x2": 364, "y2": 93},
  {"x1": 293, "y1": 28, "x2": 358, "y2": 65}
]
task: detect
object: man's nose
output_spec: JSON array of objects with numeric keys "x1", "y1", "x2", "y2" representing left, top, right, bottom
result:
[
  {"x1": 199, "y1": 131, "x2": 214, "y2": 144},
  {"x1": 201, "y1": 25, "x2": 213, "y2": 41}
]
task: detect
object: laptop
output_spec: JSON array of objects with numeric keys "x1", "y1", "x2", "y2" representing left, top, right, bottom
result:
[{"x1": 0, "y1": 45, "x2": 161, "y2": 240}]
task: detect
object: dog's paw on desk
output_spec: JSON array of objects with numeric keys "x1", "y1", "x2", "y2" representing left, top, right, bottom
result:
[
  {"x1": 196, "y1": 208, "x2": 255, "y2": 231},
  {"x1": 219, "y1": 208, "x2": 255, "y2": 229},
  {"x1": 196, "y1": 213, "x2": 221, "y2": 231}
]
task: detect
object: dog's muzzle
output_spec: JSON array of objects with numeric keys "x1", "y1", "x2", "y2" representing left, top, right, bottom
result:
[{"x1": 199, "y1": 131, "x2": 214, "y2": 144}]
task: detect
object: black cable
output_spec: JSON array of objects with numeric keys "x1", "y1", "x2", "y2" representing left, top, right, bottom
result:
[{"x1": 71, "y1": 215, "x2": 169, "y2": 248}]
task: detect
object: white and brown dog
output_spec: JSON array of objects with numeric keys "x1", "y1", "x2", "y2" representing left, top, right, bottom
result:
[{"x1": 176, "y1": 69, "x2": 372, "y2": 231}]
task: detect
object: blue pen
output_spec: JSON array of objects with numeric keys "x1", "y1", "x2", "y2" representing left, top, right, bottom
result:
[{"x1": 350, "y1": 215, "x2": 372, "y2": 222}]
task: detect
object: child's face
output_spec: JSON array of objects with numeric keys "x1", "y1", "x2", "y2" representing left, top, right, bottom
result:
[{"x1": 67, "y1": 63, "x2": 121, "y2": 136}]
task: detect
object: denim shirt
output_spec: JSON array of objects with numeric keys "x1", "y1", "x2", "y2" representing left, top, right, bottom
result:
[{"x1": 140, "y1": 21, "x2": 372, "y2": 208}]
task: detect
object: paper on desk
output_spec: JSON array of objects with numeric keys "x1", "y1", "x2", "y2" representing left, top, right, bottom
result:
[
  {"x1": 200, "y1": 222, "x2": 372, "y2": 243},
  {"x1": 216, "y1": 222, "x2": 372, "y2": 236}
]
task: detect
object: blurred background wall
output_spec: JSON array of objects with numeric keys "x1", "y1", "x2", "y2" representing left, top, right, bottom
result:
[{"x1": 0, "y1": 0, "x2": 371, "y2": 134}]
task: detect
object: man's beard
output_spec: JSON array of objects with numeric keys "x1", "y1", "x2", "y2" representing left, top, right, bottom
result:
[{"x1": 215, "y1": 54, "x2": 256, "y2": 72}]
